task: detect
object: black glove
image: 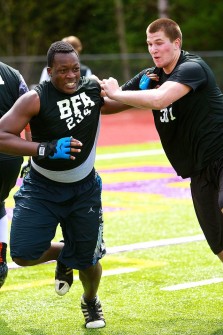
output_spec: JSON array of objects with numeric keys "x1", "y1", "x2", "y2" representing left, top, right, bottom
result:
[{"x1": 37, "y1": 137, "x2": 72, "y2": 160}]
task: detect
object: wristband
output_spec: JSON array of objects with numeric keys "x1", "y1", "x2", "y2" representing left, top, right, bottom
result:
[{"x1": 37, "y1": 141, "x2": 57, "y2": 159}]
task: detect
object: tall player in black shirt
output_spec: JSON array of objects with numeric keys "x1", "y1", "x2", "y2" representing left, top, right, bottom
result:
[
  {"x1": 101, "y1": 18, "x2": 223, "y2": 265},
  {"x1": 0, "y1": 62, "x2": 29, "y2": 288},
  {"x1": 0, "y1": 41, "x2": 119, "y2": 329}
]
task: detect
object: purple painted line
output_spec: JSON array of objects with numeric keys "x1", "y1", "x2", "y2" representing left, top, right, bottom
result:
[
  {"x1": 100, "y1": 166, "x2": 190, "y2": 199},
  {"x1": 100, "y1": 166, "x2": 174, "y2": 173}
]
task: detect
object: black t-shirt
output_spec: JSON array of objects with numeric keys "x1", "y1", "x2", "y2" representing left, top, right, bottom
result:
[
  {"x1": 0, "y1": 61, "x2": 28, "y2": 160},
  {"x1": 122, "y1": 51, "x2": 223, "y2": 178},
  {"x1": 32, "y1": 77, "x2": 104, "y2": 171}
]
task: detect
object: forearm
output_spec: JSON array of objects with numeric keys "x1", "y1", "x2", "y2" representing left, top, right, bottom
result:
[
  {"x1": 101, "y1": 77, "x2": 163, "y2": 110},
  {"x1": 0, "y1": 133, "x2": 38, "y2": 156},
  {"x1": 108, "y1": 89, "x2": 162, "y2": 110},
  {"x1": 101, "y1": 97, "x2": 134, "y2": 114}
]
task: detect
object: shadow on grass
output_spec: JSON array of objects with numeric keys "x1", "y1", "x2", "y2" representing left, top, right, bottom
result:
[
  {"x1": 210, "y1": 330, "x2": 223, "y2": 335},
  {"x1": 22, "y1": 330, "x2": 46, "y2": 335},
  {"x1": 0, "y1": 319, "x2": 19, "y2": 335},
  {"x1": 0, "y1": 319, "x2": 47, "y2": 335}
]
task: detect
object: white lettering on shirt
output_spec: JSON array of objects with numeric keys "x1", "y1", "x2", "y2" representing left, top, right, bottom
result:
[
  {"x1": 160, "y1": 105, "x2": 176, "y2": 123},
  {"x1": 57, "y1": 93, "x2": 96, "y2": 130}
]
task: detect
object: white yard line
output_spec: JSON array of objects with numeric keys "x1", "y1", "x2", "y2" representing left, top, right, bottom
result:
[
  {"x1": 8, "y1": 234, "x2": 204, "y2": 269},
  {"x1": 7, "y1": 234, "x2": 221, "y2": 292},
  {"x1": 96, "y1": 149, "x2": 164, "y2": 160},
  {"x1": 106, "y1": 234, "x2": 204, "y2": 254},
  {"x1": 161, "y1": 278, "x2": 223, "y2": 291}
]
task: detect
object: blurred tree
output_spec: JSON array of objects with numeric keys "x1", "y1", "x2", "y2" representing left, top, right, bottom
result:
[
  {"x1": 114, "y1": 0, "x2": 130, "y2": 81},
  {"x1": 0, "y1": 0, "x2": 222, "y2": 55}
]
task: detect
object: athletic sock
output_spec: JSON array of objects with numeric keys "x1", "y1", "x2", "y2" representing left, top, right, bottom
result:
[{"x1": 0, "y1": 215, "x2": 8, "y2": 244}]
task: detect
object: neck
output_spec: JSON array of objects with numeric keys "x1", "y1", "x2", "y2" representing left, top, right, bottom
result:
[{"x1": 163, "y1": 50, "x2": 181, "y2": 74}]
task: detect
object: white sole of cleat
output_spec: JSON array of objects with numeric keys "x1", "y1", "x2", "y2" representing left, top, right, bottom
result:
[
  {"x1": 55, "y1": 279, "x2": 70, "y2": 296},
  {"x1": 86, "y1": 320, "x2": 106, "y2": 329}
]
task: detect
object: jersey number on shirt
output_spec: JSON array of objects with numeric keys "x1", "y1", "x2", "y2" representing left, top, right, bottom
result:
[
  {"x1": 160, "y1": 105, "x2": 176, "y2": 123},
  {"x1": 57, "y1": 92, "x2": 96, "y2": 130}
]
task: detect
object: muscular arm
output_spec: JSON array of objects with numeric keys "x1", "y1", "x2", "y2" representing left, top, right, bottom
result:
[
  {"x1": 101, "y1": 96, "x2": 133, "y2": 115},
  {"x1": 0, "y1": 90, "x2": 82, "y2": 159},
  {"x1": 0, "y1": 90, "x2": 40, "y2": 156},
  {"x1": 101, "y1": 78, "x2": 191, "y2": 110}
]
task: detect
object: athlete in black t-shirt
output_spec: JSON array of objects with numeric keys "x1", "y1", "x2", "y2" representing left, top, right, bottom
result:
[
  {"x1": 0, "y1": 41, "x2": 110, "y2": 330},
  {"x1": 101, "y1": 18, "x2": 223, "y2": 265},
  {"x1": 0, "y1": 62, "x2": 29, "y2": 288}
]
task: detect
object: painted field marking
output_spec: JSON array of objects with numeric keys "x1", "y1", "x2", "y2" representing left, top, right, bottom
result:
[
  {"x1": 96, "y1": 149, "x2": 164, "y2": 160},
  {"x1": 106, "y1": 234, "x2": 205, "y2": 254},
  {"x1": 1, "y1": 267, "x2": 138, "y2": 291},
  {"x1": 8, "y1": 234, "x2": 204, "y2": 270},
  {"x1": 161, "y1": 277, "x2": 223, "y2": 291}
]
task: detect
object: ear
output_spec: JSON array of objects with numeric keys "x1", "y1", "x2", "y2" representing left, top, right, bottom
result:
[
  {"x1": 47, "y1": 67, "x2": 52, "y2": 77},
  {"x1": 174, "y1": 38, "x2": 181, "y2": 49}
]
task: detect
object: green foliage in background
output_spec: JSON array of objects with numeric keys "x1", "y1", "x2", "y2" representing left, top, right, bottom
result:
[{"x1": 0, "y1": 0, "x2": 223, "y2": 57}]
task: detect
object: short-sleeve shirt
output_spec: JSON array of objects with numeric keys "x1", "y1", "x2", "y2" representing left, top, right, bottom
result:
[
  {"x1": 32, "y1": 77, "x2": 104, "y2": 171},
  {"x1": 122, "y1": 51, "x2": 223, "y2": 178}
]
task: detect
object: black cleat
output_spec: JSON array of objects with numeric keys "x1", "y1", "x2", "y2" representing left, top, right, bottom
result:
[
  {"x1": 55, "y1": 260, "x2": 73, "y2": 296},
  {"x1": 81, "y1": 295, "x2": 106, "y2": 329}
]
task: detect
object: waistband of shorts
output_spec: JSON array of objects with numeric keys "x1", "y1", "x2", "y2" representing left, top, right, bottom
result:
[{"x1": 29, "y1": 166, "x2": 96, "y2": 186}]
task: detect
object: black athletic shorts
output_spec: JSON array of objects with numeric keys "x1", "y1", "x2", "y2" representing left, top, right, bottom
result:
[
  {"x1": 10, "y1": 167, "x2": 106, "y2": 270},
  {"x1": 190, "y1": 157, "x2": 223, "y2": 255}
]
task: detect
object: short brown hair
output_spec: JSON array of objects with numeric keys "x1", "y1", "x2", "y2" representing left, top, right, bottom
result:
[{"x1": 147, "y1": 18, "x2": 182, "y2": 46}]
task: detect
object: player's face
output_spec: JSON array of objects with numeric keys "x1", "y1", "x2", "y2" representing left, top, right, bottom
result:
[
  {"x1": 146, "y1": 30, "x2": 181, "y2": 74},
  {"x1": 49, "y1": 52, "x2": 81, "y2": 94}
]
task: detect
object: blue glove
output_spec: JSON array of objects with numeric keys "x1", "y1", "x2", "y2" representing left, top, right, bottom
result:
[
  {"x1": 49, "y1": 137, "x2": 71, "y2": 159},
  {"x1": 139, "y1": 73, "x2": 151, "y2": 90},
  {"x1": 37, "y1": 137, "x2": 72, "y2": 160}
]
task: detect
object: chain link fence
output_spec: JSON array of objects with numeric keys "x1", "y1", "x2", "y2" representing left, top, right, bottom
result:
[{"x1": 1, "y1": 51, "x2": 223, "y2": 90}]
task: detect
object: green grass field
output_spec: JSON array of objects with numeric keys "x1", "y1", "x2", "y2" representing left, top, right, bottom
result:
[{"x1": 1, "y1": 141, "x2": 223, "y2": 335}]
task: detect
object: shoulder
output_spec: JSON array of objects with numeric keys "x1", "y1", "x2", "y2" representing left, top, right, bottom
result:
[
  {"x1": 19, "y1": 89, "x2": 39, "y2": 103},
  {"x1": 79, "y1": 77, "x2": 101, "y2": 91},
  {"x1": 34, "y1": 81, "x2": 50, "y2": 97},
  {"x1": 178, "y1": 51, "x2": 208, "y2": 75},
  {"x1": 0, "y1": 61, "x2": 21, "y2": 81},
  {"x1": 169, "y1": 52, "x2": 209, "y2": 90}
]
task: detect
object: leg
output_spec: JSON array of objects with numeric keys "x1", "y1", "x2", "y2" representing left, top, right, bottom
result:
[
  {"x1": 56, "y1": 171, "x2": 106, "y2": 328},
  {"x1": 10, "y1": 169, "x2": 62, "y2": 268},
  {"x1": 191, "y1": 170, "x2": 223, "y2": 259},
  {"x1": 79, "y1": 261, "x2": 102, "y2": 301},
  {"x1": 0, "y1": 157, "x2": 23, "y2": 287},
  {"x1": 13, "y1": 241, "x2": 63, "y2": 266},
  {"x1": 80, "y1": 262, "x2": 105, "y2": 329}
]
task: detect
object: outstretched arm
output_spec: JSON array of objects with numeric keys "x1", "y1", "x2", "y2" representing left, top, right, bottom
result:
[
  {"x1": 101, "y1": 77, "x2": 191, "y2": 110},
  {"x1": 101, "y1": 96, "x2": 133, "y2": 115}
]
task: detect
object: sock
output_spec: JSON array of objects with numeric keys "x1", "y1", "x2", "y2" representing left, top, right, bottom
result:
[
  {"x1": 0, "y1": 242, "x2": 7, "y2": 263},
  {"x1": 0, "y1": 215, "x2": 8, "y2": 244},
  {"x1": 83, "y1": 295, "x2": 97, "y2": 303}
]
